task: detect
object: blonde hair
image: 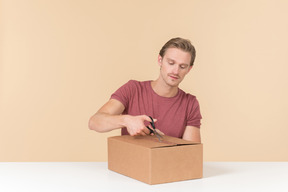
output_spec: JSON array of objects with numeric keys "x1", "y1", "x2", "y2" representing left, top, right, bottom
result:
[{"x1": 159, "y1": 37, "x2": 196, "y2": 66}]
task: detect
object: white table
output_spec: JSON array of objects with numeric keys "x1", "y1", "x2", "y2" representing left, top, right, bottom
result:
[{"x1": 0, "y1": 162, "x2": 287, "y2": 192}]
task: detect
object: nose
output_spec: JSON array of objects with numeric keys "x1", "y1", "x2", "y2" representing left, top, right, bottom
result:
[{"x1": 172, "y1": 65, "x2": 180, "y2": 74}]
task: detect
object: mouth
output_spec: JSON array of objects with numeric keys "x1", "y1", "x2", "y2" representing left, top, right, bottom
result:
[{"x1": 169, "y1": 75, "x2": 180, "y2": 80}]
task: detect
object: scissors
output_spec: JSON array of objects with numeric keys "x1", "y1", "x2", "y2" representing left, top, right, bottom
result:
[{"x1": 146, "y1": 116, "x2": 163, "y2": 142}]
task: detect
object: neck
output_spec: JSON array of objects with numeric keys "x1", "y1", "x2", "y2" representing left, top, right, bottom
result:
[{"x1": 151, "y1": 78, "x2": 179, "y2": 97}]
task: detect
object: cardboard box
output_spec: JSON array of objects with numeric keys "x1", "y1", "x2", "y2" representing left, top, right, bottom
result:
[{"x1": 108, "y1": 135, "x2": 203, "y2": 184}]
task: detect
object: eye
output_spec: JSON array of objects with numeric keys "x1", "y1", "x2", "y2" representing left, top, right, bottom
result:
[{"x1": 180, "y1": 65, "x2": 188, "y2": 69}]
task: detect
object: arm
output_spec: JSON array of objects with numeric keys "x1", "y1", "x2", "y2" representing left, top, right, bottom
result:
[
  {"x1": 88, "y1": 99, "x2": 152, "y2": 136},
  {"x1": 182, "y1": 126, "x2": 201, "y2": 143}
]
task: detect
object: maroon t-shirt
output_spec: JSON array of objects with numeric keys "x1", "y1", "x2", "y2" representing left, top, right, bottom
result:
[{"x1": 111, "y1": 80, "x2": 202, "y2": 138}]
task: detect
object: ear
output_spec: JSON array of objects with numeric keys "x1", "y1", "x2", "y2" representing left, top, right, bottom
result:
[{"x1": 158, "y1": 55, "x2": 163, "y2": 67}]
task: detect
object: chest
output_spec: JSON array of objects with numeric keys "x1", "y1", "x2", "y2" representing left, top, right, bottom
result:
[{"x1": 127, "y1": 93, "x2": 188, "y2": 137}]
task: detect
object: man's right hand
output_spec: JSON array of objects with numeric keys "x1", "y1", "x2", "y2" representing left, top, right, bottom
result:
[
  {"x1": 123, "y1": 115, "x2": 157, "y2": 136},
  {"x1": 89, "y1": 99, "x2": 157, "y2": 136}
]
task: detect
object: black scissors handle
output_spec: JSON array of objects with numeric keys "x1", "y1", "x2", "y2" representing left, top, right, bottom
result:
[
  {"x1": 146, "y1": 126, "x2": 154, "y2": 134},
  {"x1": 146, "y1": 116, "x2": 163, "y2": 141},
  {"x1": 146, "y1": 116, "x2": 155, "y2": 134}
]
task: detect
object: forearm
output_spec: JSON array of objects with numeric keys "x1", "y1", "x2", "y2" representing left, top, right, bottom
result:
[
  {"x1": 182, "y1": 126, "x2": 201, "y2": 143},
  {"x1": 89, "y1": 112, "x2": 128, "y2": 133},
  {"x1": 89, "y1": 99, "x2": 152, "y2": 135}
]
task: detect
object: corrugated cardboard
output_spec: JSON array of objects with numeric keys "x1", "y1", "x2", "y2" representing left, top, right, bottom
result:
[{"x1": 108, "y1": 135, "x2": 203, "y2": 185}]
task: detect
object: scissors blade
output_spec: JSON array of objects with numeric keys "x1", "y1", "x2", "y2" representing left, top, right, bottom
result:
[
  {"x1": 154, "y1": 131, "x2": 163, "y2": 141},
  {"x1": 146, "y1": 126, "x2": 163, "y2": 141}
]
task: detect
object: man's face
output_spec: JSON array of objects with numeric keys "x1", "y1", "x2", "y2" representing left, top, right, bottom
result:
[{"x1": 158, "y1": 47, "x2": 192, "y2": 87}]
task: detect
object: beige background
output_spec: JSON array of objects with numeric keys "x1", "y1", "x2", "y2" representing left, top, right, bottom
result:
[{"x1": 1, "y1": 0, "x2": 287, "y2": 161}]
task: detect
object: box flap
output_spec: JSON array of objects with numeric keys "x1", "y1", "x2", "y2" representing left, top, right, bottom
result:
[{"x1": 109, "y1": 135, "x2": 199, "y2": 149}]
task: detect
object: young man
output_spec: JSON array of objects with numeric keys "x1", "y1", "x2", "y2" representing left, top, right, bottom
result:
[{"x1": 89, "y1": 37, "x2": 202, "y2": 142}]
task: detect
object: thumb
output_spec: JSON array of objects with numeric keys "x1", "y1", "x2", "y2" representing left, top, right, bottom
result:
[{"x1": 143, "y1": 115, "x2": 156, "y2": 123}]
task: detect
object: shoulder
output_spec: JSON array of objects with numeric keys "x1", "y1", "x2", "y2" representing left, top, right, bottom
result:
[
  {"x1": 127, "y1": 79, "x2": 150, "y2": 85},
  {"x1": 126, "y1": 79, "x2": 138, "y2": 84},
  {"x1": 111, "y1": 80, "x2": 143, "y2": 107},
  {"x1": 115, "y1": 80, "x2": 150, "y2": 95},
  {"x1": 124, "y1": 79, "x2": 142, "y2": 86},
  {"x1": 125, "y1": 80, "x2": 150, "y2": 89},
  {"x1": 119, "y1": 79, "x2": 139, "y2": 89},
  {"x1": 178, "y1": 89, "x2": 200, "y2": 108},
  {"x1": 178, "y1": 88, "x2": 197, "y2": 101}
]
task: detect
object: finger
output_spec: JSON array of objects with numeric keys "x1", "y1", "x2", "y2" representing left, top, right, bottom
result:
[
  {"x1": 142, "y1": 115, "x2": 157, "y2": 123},
  {"x1": 130, "y1": 129, "x2": 141, "y2": 136},
  {"x1": 129, "y1": 130, "x2": 137, "y2": 136},
  {"x1": 145, "y1": 126, "x2": 153, "y2": 135},
  {"x1": 129, "y1": 132, "x2": 136, "y2": 136},
  {"x1": 135, "y1": 127, "x2": 148, "y2": 136},
  {"x1": 143, "y1": 126, "x2": 151, "y2": 135},
  {"x1": 139, "y1": 130, "x2": 147, "y2": 136},
  {"x1": 142, "y1": 115, "x2": 151, "y2": 121}
]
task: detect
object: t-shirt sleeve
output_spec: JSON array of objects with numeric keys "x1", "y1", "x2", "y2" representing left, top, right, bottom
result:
[
  {"x1": 110, "y1": 80, "x2": 136, "y2": 109},
  {"x1": 186, "y1": 97, "x2": 202, "y2": 128}
]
